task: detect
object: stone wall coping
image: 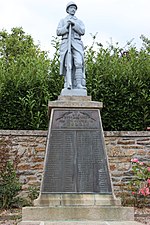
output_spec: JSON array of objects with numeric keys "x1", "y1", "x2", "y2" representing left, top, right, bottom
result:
[
  {"x1": 104, "y1": 131, "x2": 150, "y2": 137},
  {"x1": 0, "y1": 130, "x2": 47, "y2": 136},
  {"x1": 0, "y1": 130, "x2": 150, "y2": 137}
]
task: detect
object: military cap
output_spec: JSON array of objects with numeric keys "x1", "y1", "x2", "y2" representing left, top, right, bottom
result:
[{"x1": 66, "y1": 1, "x2": 77, "y2": 12}]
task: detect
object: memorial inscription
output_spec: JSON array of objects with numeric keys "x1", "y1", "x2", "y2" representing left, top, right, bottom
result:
[
  {"x1": 41, "y1": 109, "x2": 112, "y2": 194},
  {"x1": 53, "y1": 110, "x2": 98, "y2": 129}
]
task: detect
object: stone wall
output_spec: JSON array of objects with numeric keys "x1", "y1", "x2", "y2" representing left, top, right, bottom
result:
[
  {"x1": 105, "y1": 131, "x2": 150, "y2": 199},
  {"x1": 0, "y1": 130, "x2": 150, "y2": 199}
]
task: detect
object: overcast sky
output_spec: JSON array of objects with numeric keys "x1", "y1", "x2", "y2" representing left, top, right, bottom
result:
[{"x1": 0, "y1": 0, "x2": 150, "y2": 56}]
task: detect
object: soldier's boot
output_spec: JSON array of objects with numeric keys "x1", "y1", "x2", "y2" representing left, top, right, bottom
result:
[
  {"x1": 75, "y1": 68, "x2": 84, "y2": 89},
  {"x1": 64, "y1": 76, "x2": 71, "y2": 89}
]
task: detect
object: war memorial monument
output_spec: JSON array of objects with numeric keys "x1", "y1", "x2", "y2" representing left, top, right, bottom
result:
[{"x1": 19, "y1": 2, "x2": 142, "y2": 224}]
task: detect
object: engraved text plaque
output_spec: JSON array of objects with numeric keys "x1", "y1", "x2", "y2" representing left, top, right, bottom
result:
[{"x1": 41, "y1": 109, "x2": 112, "y2": 194}]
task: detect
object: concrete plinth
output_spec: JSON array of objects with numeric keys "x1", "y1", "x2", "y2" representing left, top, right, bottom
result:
[{"x1": 21, "y1": 205, "x2": 134, "y2": 221}]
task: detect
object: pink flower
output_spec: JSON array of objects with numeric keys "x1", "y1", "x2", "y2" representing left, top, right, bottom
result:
[
  {"x1": 147, "y1": 167, "x2": 150, "y2": 172},
  {"x1": 139, "y1": 162, "x2": 144, "y2": 166},
  {"x1": 147, "y1": 179, "x2": 150, "y2": 184},
  {"x1": 139, "y1": 187, "x2": 150, "y2": 196},
  {"x1": 131, "y1": 158, "x2": 139, "y2": 163},
  {"x1": 132, "y1": 191, "x2": 136, "y2": 195}
]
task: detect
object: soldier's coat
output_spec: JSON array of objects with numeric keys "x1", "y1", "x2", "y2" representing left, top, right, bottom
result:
[{"x1": 57, "y1": 15, "x2": 85, "y2": 78}]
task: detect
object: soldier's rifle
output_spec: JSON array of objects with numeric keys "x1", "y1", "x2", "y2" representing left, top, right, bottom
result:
[{"x1": 66, "y1": 24, "x2": 72, "y2": 89}]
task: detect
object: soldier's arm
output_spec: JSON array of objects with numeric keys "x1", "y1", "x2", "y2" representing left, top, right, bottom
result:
[
  {"x1": 72, "y1": 19, "x2": 85, "y2": 36},
  {"x1": 57, "y1": 19, "x2": 69, "y2": 36}
]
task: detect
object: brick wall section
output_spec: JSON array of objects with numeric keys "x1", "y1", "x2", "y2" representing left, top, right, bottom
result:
[{"x1": 0, "y1": 130, "x2": 150, "y2": 198}]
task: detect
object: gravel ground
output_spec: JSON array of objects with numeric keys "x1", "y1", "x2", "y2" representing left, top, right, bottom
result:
[
  {"x1": 0, "y1": 208, "x2": 22, "y2": 225},
  {"x1": 135, "y1": 207, "x2": 150, "y2": 225},
  {"x1": 0, "y1": 208, "x2": 150, "y2": 225}
]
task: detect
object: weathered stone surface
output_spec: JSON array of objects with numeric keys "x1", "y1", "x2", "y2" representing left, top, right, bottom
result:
[
  {"x1": 18, "y1": 164, "x2": 31, "y2": 170},
  {"x1": 31, "y1": 164, "x2": 43, "y2": 170},
  {"x1": 117, "y1": 139, "x2": 135, "y2": 145},
  {"x1": 35, "y1": 147, "x2": 45, "y2": 152}
]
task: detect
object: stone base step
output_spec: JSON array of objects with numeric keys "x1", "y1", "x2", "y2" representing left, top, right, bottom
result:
[
  {"x1": 21, "y1": 206, "x2": 134, "y2": 222},
  {"x1": 60, "y1": 88, "x2": 87, "y2": 97},
  {"x1": 18, "y1": 221, "x2": 144, "y2": 225},
  {"x1": 34, "y1": 194, "x2": 121, "y2": 206}
]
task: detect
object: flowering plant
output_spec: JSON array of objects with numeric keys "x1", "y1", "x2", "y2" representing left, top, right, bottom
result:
[{"x1": 129, "y1": 158, "x2": 150, "y2": 207}]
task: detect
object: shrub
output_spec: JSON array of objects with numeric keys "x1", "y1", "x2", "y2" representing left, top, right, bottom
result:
[
  {"x1": 0, "y1": 161, "x2": 22, "y2": 209},
  {"x1": 27, "y1": 186, "x2": 39, "y2": 205},
  {"x1": 128, "y1": 158, "x2": 150, "y2": 207}
]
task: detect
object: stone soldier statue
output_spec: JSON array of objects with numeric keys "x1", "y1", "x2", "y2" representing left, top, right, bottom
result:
[{"x1": 57, "y1": 2, "x2": 86, "y2": 91}]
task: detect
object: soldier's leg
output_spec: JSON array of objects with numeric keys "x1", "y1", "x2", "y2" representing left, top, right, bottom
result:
[
  {"x1": 64, "y1": 52, "x2": 72, "y2": 89},
  {"x1": 73, "y1": 50, "x2": 85, "y2": 89}
]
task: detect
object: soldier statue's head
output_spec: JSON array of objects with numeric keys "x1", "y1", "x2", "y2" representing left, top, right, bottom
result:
[{"x1": 66, "y1": 1, "x2": 77, "y2": 13}]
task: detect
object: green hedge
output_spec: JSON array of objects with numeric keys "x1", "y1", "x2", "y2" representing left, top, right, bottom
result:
[
  {"x1": 85, "y1": 37, "x2": 150, "y2": 130},
  {"x1": 0, "y1": 28, "x2": 149, "y2": 130}
]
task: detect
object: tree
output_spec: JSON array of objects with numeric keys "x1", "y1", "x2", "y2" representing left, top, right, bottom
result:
[{"x1": 0, "y1": 27, "x2": 62, "y2": 129}]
